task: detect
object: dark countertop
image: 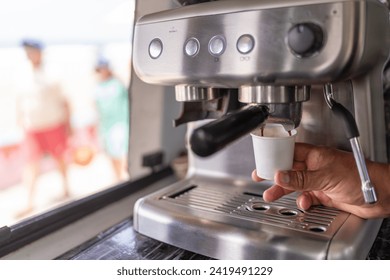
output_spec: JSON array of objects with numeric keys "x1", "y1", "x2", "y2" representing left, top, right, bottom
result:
[
  {"x1": 57, "y1": 219, "x2": 211, "y2": 260},
  {"x1": 367, "y1": 218, "x2": 390, "y2": 259},
  {"x1": 58, "y1": 217, "x2": 390, "y2": 260}
]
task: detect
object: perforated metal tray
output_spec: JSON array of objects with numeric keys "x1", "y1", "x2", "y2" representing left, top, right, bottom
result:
[{"x1": 134, "y1": 177, "x2": 382, "y2": 259}]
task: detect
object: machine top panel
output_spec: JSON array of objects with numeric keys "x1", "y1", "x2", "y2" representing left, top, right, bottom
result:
[
  {"x1": 133, "y1": 0, "x2": 390, "y2": 87},
  {"x1": 138, "y1": 0, "x2": 373, "y2": 24}
]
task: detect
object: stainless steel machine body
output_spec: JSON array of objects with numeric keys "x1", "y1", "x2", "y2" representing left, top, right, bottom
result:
[{"x1": 132, "y1": 0, "x2": 390, "y2": 259}]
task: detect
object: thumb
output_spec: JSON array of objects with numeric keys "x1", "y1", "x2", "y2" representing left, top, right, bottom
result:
[{"x1": 275, "y1": 170, "x2": 320, "y2": 192}]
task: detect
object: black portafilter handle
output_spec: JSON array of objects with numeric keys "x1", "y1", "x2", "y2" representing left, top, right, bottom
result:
[{"x1": 190, "y1": 105, "x2": 269, "y2": 157}]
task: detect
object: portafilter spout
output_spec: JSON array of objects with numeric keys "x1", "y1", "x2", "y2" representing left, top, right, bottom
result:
[
  {"x1": 190, "y1": 85, "x2": 310, "y2": 157},
  {"x1": 239, "y1": 85, "x2": 310, "y2": 129}
]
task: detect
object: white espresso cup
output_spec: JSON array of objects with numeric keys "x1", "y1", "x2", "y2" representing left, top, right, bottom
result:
[{"x1": 250, "y1": 123, "x2": 297, "y2": 180}]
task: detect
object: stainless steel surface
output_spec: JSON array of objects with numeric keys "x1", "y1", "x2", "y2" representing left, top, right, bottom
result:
[
  {"x1": 133, "y1": 0, "x2": 390, "y2": 160},
  {"x1": 239, "y1": 85, "x2": 310, "y2": 103},
  {"x1": 350, "y1": 137, "x2": 378, "y2": 204},
  {"x1": 239, "y1": 85, "x2": 310, "y2": 128},
  {"x1": 352, "y1": 66, "x2": 388, "y2": 162},
  {"x1": 133, "y1": 0, "x2": 389, "y2": 87},
  {"x1": 132, "y1": 0, "x2": 390, "y2": 260},
  {"x1": 134, "y1": 177, "x2": 381, "y2": 259},
  {"x1": 175, "y1": 86, "x2": 224, "y2": 101},
  {"x1": 323, "y1": 83, "x2": 334, "y2": 108},
  {"x1": 297, "y1": 83, "x2": 355, "y2": 151}
]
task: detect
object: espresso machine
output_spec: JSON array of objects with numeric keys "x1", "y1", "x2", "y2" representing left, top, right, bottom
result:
[{"x1": 132, "y1": 0, "x2": 390, "y2": 259}]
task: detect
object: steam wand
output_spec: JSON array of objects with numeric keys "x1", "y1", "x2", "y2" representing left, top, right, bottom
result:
[{"x1": 323, "y1": 84, "x2": 377, "y2": 204}]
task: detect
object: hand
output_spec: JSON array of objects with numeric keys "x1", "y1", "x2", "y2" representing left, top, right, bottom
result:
[{"x1": 252, "y1": 143, "x2": 390, "y2": 219}]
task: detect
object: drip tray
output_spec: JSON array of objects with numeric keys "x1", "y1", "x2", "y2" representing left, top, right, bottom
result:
[{"x1": 134, "y1": 178, "x2": 382, "y2": 259}]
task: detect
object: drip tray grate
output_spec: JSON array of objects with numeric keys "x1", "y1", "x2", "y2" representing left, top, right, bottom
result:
[
  {"x1": 162, "y1": 184, "x2": 341, "y2": 235},
  {"x1": 134, "y1": 179, "x2": 381, "y2": 259}
]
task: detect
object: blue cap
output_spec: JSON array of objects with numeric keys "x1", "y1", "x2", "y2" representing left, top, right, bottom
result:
[
  {"x1": 95, "y1": 57, "x2": 110, "y2": 70},
  {"x1": 21, "y1": 39, "x2": 44, "y2": 50}
]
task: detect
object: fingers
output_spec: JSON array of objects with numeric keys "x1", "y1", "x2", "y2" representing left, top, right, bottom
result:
[
  {"x1": 292, "y1": 161, "x2": 306, "y2": 170},
  {"x1": 290, "y1": 143, "x2": 317, "y2": 171},
  {"x1": 274, "y1": 170, "x2": 322, "y2": 192},
  {"x1": 296, "y1": 192, "x2": 315, "y2": 210},
  {"x1": 251, "y1": 169, "x2": 263, "y2": 182},
  {"x1": 264, "y1": 186, "x2": 324, "y2": 210},
  {"x1": 293, "y1": 143, "x2": 314, "y2": 161},
  {"x1": 251, "y1": 170, "x2": 295, "y2": 202},
  {"x1": 263, "y1": 185, "x2": 294, "y2": 202}
]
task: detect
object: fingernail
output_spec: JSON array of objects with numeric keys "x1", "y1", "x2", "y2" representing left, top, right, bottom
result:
[
  {"x1": 298, "y1": 199, "x2": 304, "y2": 210},
  {"x1": 297, "y1": 193, "x2": 310, "y2": 210},
  {"x1": 280, "y1": 171, "x2": 290, "y2": 184}
]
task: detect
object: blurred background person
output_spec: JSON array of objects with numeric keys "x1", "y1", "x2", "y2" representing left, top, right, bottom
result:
[
  {"x1": 16, "y1": 39, "x2": 72, "y2": 217},
  {"x1": 93, "y1": 58, "x2": 129, "y2": 181}
]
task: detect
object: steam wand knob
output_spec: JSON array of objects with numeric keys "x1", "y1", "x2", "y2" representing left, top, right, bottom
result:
[{"x1": 323, "y1": 84, "x2": 377, "y2": 204}]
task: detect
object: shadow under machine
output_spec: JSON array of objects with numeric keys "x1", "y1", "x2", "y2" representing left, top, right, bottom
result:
[{"x1": 132, "y1": 0, "x2": 390, "y2": 259}]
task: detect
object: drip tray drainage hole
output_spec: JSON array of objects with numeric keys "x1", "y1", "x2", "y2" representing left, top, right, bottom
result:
[
  {"x1": 246, "y1": 203, "x2": 270, "y2": 211},
  {"x1": 309, "y1": 226, "x2": 327, "y2": 233},
  {"x1": 279, "y1": 209, "x2": 298, "y2": 216}
]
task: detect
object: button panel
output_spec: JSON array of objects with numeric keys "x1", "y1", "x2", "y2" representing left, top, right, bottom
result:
[
  {"x1": 155, "y1": 30, "x2": 321, "y2": 61},
  {"x1": 149, "y1": 38, "x2": 163, "y2": 59},
  {"x1": 152, "y1": 34, "x2": 258, "y2": 60}
]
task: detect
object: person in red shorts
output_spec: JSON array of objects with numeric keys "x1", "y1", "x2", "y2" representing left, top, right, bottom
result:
[{"x1": 16, "y1": 39, "x2": 72, "y2": 217}]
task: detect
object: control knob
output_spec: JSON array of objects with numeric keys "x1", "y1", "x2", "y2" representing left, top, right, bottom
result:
[{"x1": 287, "y1": 23, "x2": 324, "y2": 57}]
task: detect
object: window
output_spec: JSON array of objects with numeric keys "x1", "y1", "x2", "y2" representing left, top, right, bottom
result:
[{"x1": 0, "y1": 0, "x2": 135, "y2": 226}]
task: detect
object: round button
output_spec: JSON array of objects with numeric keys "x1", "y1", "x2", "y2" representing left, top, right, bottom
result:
[
  {"x1": 149, "y1": 38, "x2": 163, "y2": 59},
  {"x1": 184, "y1": 38, "x2": 200, "y2": 57},
  {"x1": 209, "y1": 35, "x2": 226, "y2": 56},
  {"x1": 287, "y1": 23, "x2": 323, "y2": 57},
  {"x1": 237, "y1": 34, "x2": 255, "y2": 54}
]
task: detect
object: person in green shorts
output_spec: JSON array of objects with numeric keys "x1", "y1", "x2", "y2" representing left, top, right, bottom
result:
[{"x1": 94, "y1": 58, "x2": 129, "y2": 180}]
